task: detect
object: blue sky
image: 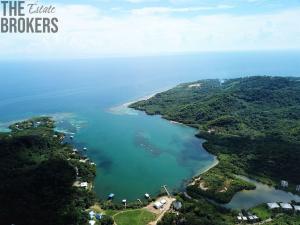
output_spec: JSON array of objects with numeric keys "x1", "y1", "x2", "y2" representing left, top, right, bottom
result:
[
  {"x1": 43, "y1": 0, "x2": 300, "y2": 15},
  {"x1": 1, "y1": 0, "x2": 300, "y2": 59}
]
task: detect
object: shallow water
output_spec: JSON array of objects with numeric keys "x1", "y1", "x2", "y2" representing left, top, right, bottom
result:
[
  {"x1": 224, "y1": 176, "x2": 300, "y2": 210},
  {"x1": 1, "y1": 52, "x2": 300, "y2": 202}
]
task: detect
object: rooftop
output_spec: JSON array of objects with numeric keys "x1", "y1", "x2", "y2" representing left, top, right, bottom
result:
[
  {"x1": 267, "y1": 203, "x2": 280, "y2": 209},
  {"x1": 280, "y1": 203, "x2": 293, "y2": 209}
]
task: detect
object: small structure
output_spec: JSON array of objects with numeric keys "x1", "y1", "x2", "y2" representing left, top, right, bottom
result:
[
  {"x1": 280, "y1": 203, "x2": 293, "y2": 210},
  {"x1": 145, "y1": 193, "x2": 150, "y2": 199},
  {"x1": 83, "y1": 147, "x2": 88, "y2": 151},
  {"x1": 122, "y1": 199, "x2": 127, "y2": 208},
  {"x1": 172, "y1": 201, "x2": 182, "y2": 211},
  {"x1": 75, "y1": 167, "x2": 79, "y2": 177},
  {"x1": 89, "y1": 211, "x2": 96, "y2": 219},
  {"x1": 237, "y1": 216, "x2": 242, "y2": 222},
  {"x1": 253, "y1": 215, "x2": 259, "y2": 221},
  {"x1": 242, "y1": 216, "x2": 247, "y2": 222},
  {"x1": 267, "y1": 203, "x2": 280, "y2": 210},
  {"x1": 160, "y1": 199, "x2": 167, "y2": 205},
  {"x1": 89, "y1": 220, "x2": 96, "y2": 225},
  {"x1": 80, "y1": 182, "x2": 88, "y2": 189},
  {"x1": 294, "y1": 205, "x2": 300, "y2": 212},
  {"x1": 108, "y1": 193, "x2": 115, "y2": 199},
  {"x1": 96, "y1": 214, "x2": 103, "y2": 220},
  {"x1": 248, "y1": 215, "x2": 255, "y2": 222},
  {"x1": 281, "y1": 180, "x2": 289, "y2": 188},
  {"x1": 296, "y1": 185, "x2": 300, "y2": 192},
  {"x1": 154, "y1": 202, "x2": 163, "y2": 209}
]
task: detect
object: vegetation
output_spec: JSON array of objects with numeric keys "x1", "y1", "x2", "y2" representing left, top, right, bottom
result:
[
  {"x1": 0, "y1": 117, "x2": 97, "y2": 225},
  {"x1": 250, "y1": 204, "x2": 272, "y2": 220},
  {"x1": 157, "y1": 194, "x2": 235, "y2": 225},
  {"x1": 130, "y1": 76, "x2": 300, "y2": 203},
  {"x1": 113, "y1": 209, "x2": 156, "y2": 225}
]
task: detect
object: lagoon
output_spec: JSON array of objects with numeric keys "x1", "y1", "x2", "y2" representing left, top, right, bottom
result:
[{"x1": 1, "y1": 52, "x2": 300, "y2": 202}]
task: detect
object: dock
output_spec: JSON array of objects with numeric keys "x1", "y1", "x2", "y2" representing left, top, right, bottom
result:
[{"x1": 162, "y1": 185, "x2": 171, "y2": 197}]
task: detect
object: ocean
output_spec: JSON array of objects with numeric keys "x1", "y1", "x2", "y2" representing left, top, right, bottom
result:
[{"x1": 1, "y1": 51, "x2": 300, "y2": 201}]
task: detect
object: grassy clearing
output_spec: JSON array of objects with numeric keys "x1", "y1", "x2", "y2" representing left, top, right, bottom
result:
[
  {"x1": 250, "y1": 204, "x2": 271, "y2": 220},
  {"x1": 113, "y1": 209, "x2": 156, "y2": 225}
]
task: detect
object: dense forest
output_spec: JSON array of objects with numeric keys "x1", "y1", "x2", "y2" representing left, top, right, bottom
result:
[
  {"x1": 0, "y1": 117, "x2": 96, "y2": 225},
  {"x1": 130, "y1": 76, "x2": 300, "y2": 202}
]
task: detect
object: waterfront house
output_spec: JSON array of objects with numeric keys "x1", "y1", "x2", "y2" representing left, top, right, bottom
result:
[
  {"x1": 154, "y1": 202, "x2": 163, "y2": 209},
  {"x1": 172, "y1": 201, "x2": 182, "y2": 211},
  {"x1": 267, "y1": 203, "x2": 280, "y2": 210},
  {"x1": 294, "y1": 205, "x2": 300, "y2": 213},
  {"x1": 280, "y1": 203, "x2": 293, "y2": 210},
  {"x1": 281, "y1": 180, "x2": 288, "y2": 188},
  {"x1": 108, "y1": 193, "x2": 115, "y2": 199},
  {"x1": 160, "y1": 199, "x2": 167, "y2": 205}
]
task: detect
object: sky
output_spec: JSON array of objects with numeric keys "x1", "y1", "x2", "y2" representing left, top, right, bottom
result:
[{"x1": 0, "y1": 0, "x2": 300, "y2": 59}]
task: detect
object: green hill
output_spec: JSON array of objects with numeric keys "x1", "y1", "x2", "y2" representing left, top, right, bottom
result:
[
  {"x1": 130, "y1": 76, "x2": 300, "y2": 203},
  {"x1": 0, "y1": 117, "x2": 96, "y2": 225}
]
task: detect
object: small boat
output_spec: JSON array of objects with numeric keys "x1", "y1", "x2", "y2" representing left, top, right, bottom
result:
[
  {"x1": 145, "y1": 193, "x2": 150, "y2": 199},
  {"x1": 83, "y1": 147, "x2": 88, "y2": 151}
]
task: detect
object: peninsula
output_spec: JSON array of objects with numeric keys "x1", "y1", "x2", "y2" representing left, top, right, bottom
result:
[
  {"x1": 0, "y1": 117, "x2": 97, "y2": 225},
  {"x1": 130, "y1": 76, "x2": 300, "y2": 203}
]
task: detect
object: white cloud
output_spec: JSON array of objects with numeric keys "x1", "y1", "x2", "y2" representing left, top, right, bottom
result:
[
  {"x1": 130, "y1": 5, "x2": 234, "y2": 15},
  {"x1": 0, "y1": 4, "x2": 300, "y2": 59}
]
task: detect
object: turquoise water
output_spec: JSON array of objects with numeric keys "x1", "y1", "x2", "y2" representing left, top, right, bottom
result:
[{"x1": 0, "y1": 52, "x2": 300, "y2": 202}]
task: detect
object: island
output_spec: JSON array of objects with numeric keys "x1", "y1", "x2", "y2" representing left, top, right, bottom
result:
[{"x1": 130, "y1": 76, "x2": 300, "y2": 224}]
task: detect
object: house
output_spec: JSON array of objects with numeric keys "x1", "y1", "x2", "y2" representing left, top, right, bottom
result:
[
  {"x1": 280, "y1": 203, "x2": 293, "y2": 210},
  {"x1": 89, "y1": 211, "x2": 95, "y2": 219},
  {"x1": 267, "y1": 203, "x2": 280, "y2": 210},
  {"x1": 294, "y1": 205, "x2": 300, "y2": 213},
  {"x1": 89, "y1": 220, "x2": 96, "y2": 225},
  {"x1": 172, "y1": 201, "x2": 182, "y2": 211},
  {"x1": 96, "y1": 214, "x2": 103, "y2": 220},
  {"x1": 154, "y1": 202, "x2": 163, "y2": 209},
  {"x1": 237, "y1": 216, "x2": 242, "y2": 222},
  {"x1": 160, "y1": 199, "x2": 167, "y2": 205},
  {"x1": 281, "y1": 180, "x2": 288, "y2": 188},
  {"x1": 80, "y1": 182, "x2": 88, "y2": 189}
]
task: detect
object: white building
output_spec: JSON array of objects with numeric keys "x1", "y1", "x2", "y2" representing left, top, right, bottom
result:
[
  {"x1": 80, "y1": 182, "x2": 88, "y2": 189},
  {"x1": 154, "y1": 202, "x2": 163, "y2": 209},
  {"x1": 281, "y1": 180, "x2": 288, "y2": 188},
  {"x1": 89, "y1": 220, "x2": 96, "y2": 225},
  {"x1": 267, "y1": 203, "x2": 280, "y2": 209},
  {"x1": 280, "y1": 203, "x2": 293, "y2": 210},
  {"x1": 294, "y1": 205, "x2": 300, "y2": 212}
]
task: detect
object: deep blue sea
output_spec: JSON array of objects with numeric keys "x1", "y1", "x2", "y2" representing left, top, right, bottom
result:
[{"x1": 1, "y1": 51, "x2": 300, "y2": 202}]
